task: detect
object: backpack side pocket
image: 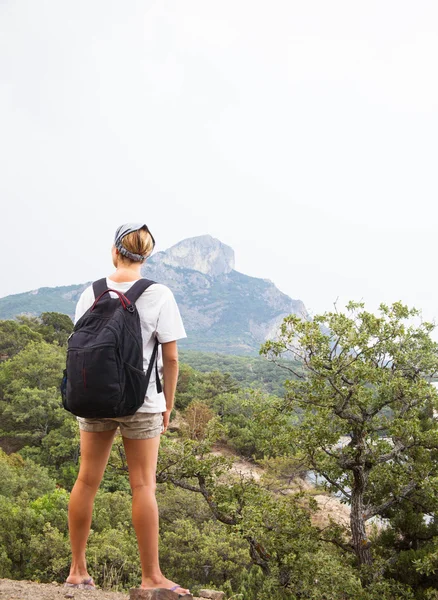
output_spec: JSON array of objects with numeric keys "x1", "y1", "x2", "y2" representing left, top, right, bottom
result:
[{"x1": 122, "y1": 362, "x2": 148, "y2": 415}]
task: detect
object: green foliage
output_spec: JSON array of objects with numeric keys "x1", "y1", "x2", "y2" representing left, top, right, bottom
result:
[
  {"x1": 39, "y1": 312, "x2": 74, "y2": 342},
  {"x1": 0, "y1": 494, "x2": 38, "y2": 579},
  {"x1": 16, "y1": 312, "x2": 74, "y2": 346},
  {"x1": 0, "y1": 341, "x2": 67, "y2": 448},
  {"x1": 2, "y1": 305, "x2": 438, "y2": 597},
  {"x1": 159, "y1": 518, "x2": 249, "y2": 594},
  {"x1": 175, "y1": 363, "x2": 295, "y2": 459},
  {"x1": 235, "y1": 552, "x2": 366, "y2": 600},
  {"x1": 157, "y1": 485, "x2": 212, "y2": 526},
  {"x1": 0, "y1": 484, "x2": 137, "y2": 587},
  {"x1": 209, "y1": 389, "x2": 296, "y2": 459},
  {"x1": 0, "y1": 450, "x2": 56, "y2": 500},
  {"x1": 86, "y1": 526, "x2": 140, "y2": 590},
  {"x1": 0, "y1": 333, "x2": 80, "y2": 485},
  {"x1": 261, "y1": 301, "x2": 438, "y2": 591},
  {"x1": 179, "y1": 350, "x2": 303, "y2": 397},
  {"x1": 155, "y1": 415, "x2": 370, "y2": 599},
  {"x1": 0, "y1": 320, "x2": 43, "y2": 359},
  {"x1": 176, "y1": 363, "x2": 239, "y2": 410},
  {"x1": 0, "y1": 339, "x2": 65, "y2": 392},
  {"x1": 92, "y1": 491, "x2": 132, "y2": 532},
  {"x1": 28, "y1": 521, "x2": 71, "y2": 582}
]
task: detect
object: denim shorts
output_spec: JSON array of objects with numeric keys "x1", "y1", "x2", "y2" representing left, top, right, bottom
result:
[{"x1": 77, "y1": 411, "x2": 164, "y2": 439}]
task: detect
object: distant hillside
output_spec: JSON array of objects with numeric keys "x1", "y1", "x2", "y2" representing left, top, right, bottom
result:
[
  {"x1": 0, "y1": 235, "x2": 308, "y2": 356},
  {"x1": 0, "y1": 283, "x2": 89, "y2": 321}
]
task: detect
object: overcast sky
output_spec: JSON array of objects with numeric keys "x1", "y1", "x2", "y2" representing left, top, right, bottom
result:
[{"x1": 1, "y1": 1, "x2": 437, "y2": 324}]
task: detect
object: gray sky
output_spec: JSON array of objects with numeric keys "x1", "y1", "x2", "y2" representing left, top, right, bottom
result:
[{"x1": 1, "y1": 1, "x2": 438, "y2": 324}]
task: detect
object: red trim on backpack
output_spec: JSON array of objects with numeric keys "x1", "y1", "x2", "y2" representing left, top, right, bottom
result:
[
  {"x1": 91, "y1": 289, "x2": 131, "y2": 311},
  {"x1": 82, "y1": 368, "x2": 87, "y2": 388}
]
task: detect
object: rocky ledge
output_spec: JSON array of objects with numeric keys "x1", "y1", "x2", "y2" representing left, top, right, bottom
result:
[
  {"x1": 0, "y1": 580, "x2": 225, "y2": 600},
  {"x1": 130, "y1": 588, "x2": 224, "y2": 600}
]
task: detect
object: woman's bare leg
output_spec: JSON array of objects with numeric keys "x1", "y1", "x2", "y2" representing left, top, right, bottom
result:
[
  {"x1": 67, "y1": 429, "x2": 116, "y2": 584},
  {"x1": 123, "y1": 435, "x2": 190, "y2": 595}
]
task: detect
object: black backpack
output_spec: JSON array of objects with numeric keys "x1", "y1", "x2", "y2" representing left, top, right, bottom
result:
[{"x1": 61, "y1": 277, "x2": 162, "y2": 418}]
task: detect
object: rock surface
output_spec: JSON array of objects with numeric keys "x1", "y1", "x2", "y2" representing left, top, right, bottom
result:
[
  {"x1": 129, "y1": 587, "x2": 226, "y2": 600},
  {"x1": 130, "y1": 589, "x2": 192, "y2": 599},
  {"x1": 0, "y1": 578, "x2": 128, "y2": 599},
  {"x1": 198, "y1": 590, "x2": 225, "y2": 600},
  {"x1": 0, "y1": 580, "x2": 208, "y2": 600},
  {"x1": 149, "y1": 235, "x2": 235, "y2": 276},
  {"x1": 142, "y1": 236, "x2": 308, "y2": 354}
]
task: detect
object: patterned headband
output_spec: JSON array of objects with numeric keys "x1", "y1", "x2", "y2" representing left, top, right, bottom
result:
[{"x1": 114, "y1": 223, "x2": 155, "y2": 262}]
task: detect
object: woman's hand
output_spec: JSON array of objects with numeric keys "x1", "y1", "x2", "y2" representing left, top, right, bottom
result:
[{"x1": 161, "y1": 408, "x2": 172, "y2": 434}]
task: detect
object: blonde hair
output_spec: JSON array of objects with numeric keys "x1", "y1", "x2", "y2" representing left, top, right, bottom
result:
[{"x1": 118, "y1": 227, "x2": 154, "y2": 263}]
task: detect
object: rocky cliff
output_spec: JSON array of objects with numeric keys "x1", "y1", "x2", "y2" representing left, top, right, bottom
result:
[
  {"x1": 0, "y1": 236, "x2": 308, "y2": 355},
  {"x1": 151, "y1": 235, "x2": 235, "y2": 276},
  {"x1": 140, "y1": 236, "x2": 307, "y2": 354}
]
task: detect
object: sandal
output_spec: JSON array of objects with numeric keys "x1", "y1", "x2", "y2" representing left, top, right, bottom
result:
[
  {"x1": 140, "y1": 584, "x2": 191, "y2": 597},
  {"x1": 64, "y1": 577, "x2": 95, "y2": 590}
]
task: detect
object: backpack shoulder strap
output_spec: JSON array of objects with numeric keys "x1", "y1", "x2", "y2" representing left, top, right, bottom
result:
[
  {"x1": 125, "y1": 278, "x2": 156, "y2": 304},
  {"x1": 93, "y1": 278, "x2": 108, "y2": 299},
  {"x1": 144, "y1": 339, "x2": 163, "y2": 395},
  {"x1": 126, "y1": 278, "x2": 163, "y2": 394}
]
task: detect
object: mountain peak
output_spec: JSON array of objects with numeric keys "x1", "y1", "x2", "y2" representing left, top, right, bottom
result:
[
  {"x1": 149, "y1": 235, "x2": 235, "y2": 276},
  {"x1": 0, "y1": 233, "x2": 308, "y2": 355}
]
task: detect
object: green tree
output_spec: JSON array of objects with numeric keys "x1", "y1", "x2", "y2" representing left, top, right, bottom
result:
[
  {"x1": 0, "y1": 450, "x2": 56, "y2": 500},
  {"x1": 0, "y1": 341, "x2": 69, "y2": 455},
  {"x1": 0, "y1": 320, "x2": 43, "y2": 360},
  {"x1": 0, "y1": 331, "x2": 81, "y2": 485},
  {"x1": 175, "y1": 365, "x2": 239, "y2": 410},
  {"x1": 155, "y1": 416, "x2": 373, "y2": 599},
  {"x1": 208, "y1": 388, "x2": 295, "y2": 459},
  {"x1": 38, "y1": 312, "x2": 74, "y2": 346},
  {"x1": 16, "y1": 312, "x2": 73, "y2": 346},
  {"x1": 261, "y1": 301, "x2": 438, "y2": 581}
]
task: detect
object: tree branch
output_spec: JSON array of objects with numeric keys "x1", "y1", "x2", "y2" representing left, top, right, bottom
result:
[
  {"x1": 364, "y1": 480, "x2": 418, "y2": 519},
  {"x1": 161, "y1": 471, "x2": 273, "y2": 575},
  {"x1": 375, "y1": 441, "x2": 407, "y2": 464},
  {"x1": 310, "y1": 461, "x2": 352, "y2": 501},
  {"x1": 158, "y1": 474, "x2": 202, "y2": 494},
  {"x1": 269, "y1": 360, "x2": 305, "y2": 380},
  {"x1": 197, "y1": 473, "x2": 238, "y2": 526},
  {"x1": 319, "y1": 536, "x2": 355, "y2": 554}
]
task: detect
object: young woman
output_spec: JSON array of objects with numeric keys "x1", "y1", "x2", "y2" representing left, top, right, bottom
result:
[{"x1": 65, "y1": 223, "x2": 190, "y2": 596}]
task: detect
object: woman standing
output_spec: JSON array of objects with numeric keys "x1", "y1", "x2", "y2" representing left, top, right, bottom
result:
[{"x1": 65, "y1": 223, "x2": 190, "y2": 596}]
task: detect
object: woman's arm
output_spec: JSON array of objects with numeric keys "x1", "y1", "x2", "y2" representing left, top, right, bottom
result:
[{"x1": 161, "y1": 340, "x2": 179, "y2": 432}]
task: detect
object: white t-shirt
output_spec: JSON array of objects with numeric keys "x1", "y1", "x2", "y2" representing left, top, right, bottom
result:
[{"x1": 74, "y1": 278, "x2": 187, "y2": 413}]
